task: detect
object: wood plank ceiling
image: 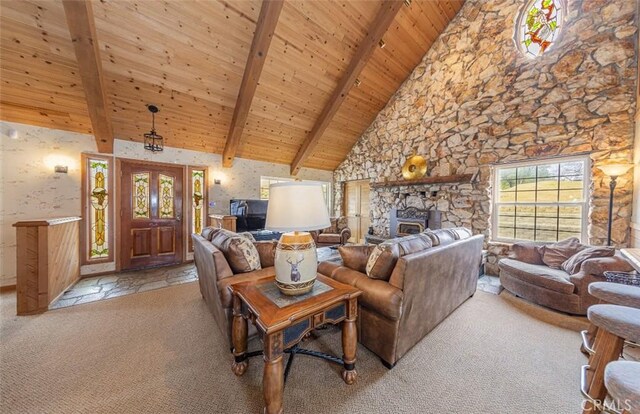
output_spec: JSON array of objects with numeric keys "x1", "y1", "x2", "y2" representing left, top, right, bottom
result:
[{"x1": 0, "y1": 0, "x2": 464, "y2": 172}]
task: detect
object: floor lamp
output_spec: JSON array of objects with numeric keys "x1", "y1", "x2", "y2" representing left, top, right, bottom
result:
[{"x1": 597, "y1": 164, "x2": 633, "y2": 246}]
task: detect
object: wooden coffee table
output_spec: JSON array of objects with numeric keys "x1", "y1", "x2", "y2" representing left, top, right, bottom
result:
[{"x1": 229, "y1": 274, "x2": 361, "y2": 414}]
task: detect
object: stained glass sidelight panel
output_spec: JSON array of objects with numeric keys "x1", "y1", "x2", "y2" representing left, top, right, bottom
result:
[
  {"x1": 89, "y1": 159, "x2": 109, "y2": 259},
  {"x1": 192, "y1": 170, "x2": 205, "y2": 235},
  {"x1": 159, "y1": 174, "x2": 175, "y2": 218},
  {"x1": 133, "y1": 172, "x2": 150, "y2": 218},
  {"x1": 516, "y1": 0, "x2": 564, "y2": 58}
]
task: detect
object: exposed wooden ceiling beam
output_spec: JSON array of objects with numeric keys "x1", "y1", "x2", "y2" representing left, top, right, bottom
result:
[
  {"x1": 62, "y1": 0, "x2": 113, "y2": 153},
  {"x1": 290, "y1": 0, "x2": 404, "y2": 175},
  {"x1": 222, "y1": 0, "x2": 285, "y2": 167}
]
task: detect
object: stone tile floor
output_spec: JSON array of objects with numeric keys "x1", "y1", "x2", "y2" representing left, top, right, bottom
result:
[
  {"x1": 50, "y1": 263, "x2": 197, "y2": 310},
  {"x1": 477, "y1": 275, "x2": 504, "y2": 295},
  {"x1": 50, "y1": 257, "x2": 502, "y2": 310}
]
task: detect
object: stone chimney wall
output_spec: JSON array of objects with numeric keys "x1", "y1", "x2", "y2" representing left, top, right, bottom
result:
[{"x1": 333, "y1": 0, "x2": 637, "y2": 274}]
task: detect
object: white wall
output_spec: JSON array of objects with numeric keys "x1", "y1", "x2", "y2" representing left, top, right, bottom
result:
[{"x1": 1, "y1": 121, "x2": 333, "y2": 287}]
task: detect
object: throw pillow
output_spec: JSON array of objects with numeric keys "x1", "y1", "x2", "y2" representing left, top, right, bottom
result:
[
  {"x1": 210, "y1": 229, "x2": 262, "y2": 273},
  {"x1": 539, "y1": 237, "x2": 585, "y2": 269},
  {"x1": 561, "y1": 246, "x2": 615, "y2": 275},
  {"x1": 238, "y1": 231, "x2": 256, "y2": 242},
  {"x1": 511, "y1": 242, "x2": 545, "y2": 265},
  {"x1": 365, "y1": 242, "x2": 399, "y2": 280}
]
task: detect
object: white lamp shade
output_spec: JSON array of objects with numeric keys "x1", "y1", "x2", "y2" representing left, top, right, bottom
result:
[
  {"x1": 265, "y1": 182, "x2": 331, "y2": 232},
  {"x1": 597, "y1": 164, "x2": 633, "y2": 177}
]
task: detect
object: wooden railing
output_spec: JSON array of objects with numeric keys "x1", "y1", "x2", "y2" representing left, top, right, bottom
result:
[{"x1": 13, "y1": 217, "x2": 81, "y2": 315}]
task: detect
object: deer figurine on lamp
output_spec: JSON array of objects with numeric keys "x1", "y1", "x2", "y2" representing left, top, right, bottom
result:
[{"x1": 286, "y1": 255, "x2": 304, "y2": 283}]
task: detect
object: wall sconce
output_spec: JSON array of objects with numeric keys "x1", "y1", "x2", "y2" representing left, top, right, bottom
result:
[
  {"x1": 214, "y1": 178, "x2": 222, "y2": 185},
  {"x1": 44, "y1": 154, "x2": 75, "y2": 173}
]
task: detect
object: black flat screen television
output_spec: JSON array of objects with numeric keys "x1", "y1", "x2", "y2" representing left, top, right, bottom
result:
[{"x1": 230, "y1": 199, "x2": 269, "y2": 232}]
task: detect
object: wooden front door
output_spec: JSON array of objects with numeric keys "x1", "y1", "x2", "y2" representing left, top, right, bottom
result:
[
  {"x1": 120, "y1": 161, "x2": 184, "y2": 270},
  {"x1": 344, "y1": 180, "x2": 371, "y2": 243}
]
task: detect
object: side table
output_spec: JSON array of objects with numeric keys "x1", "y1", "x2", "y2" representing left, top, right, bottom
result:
[{"x1": 229, "y1": 274, "x2": 362, "y2": 414}]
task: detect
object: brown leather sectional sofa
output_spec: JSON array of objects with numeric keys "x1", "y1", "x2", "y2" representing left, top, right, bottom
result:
[
  {"x1": 193, "y1": 227, "x2": 278, "y2": 346},
  {"x1": 319, "y1": 228, "x2": 483, "y2": 368}
]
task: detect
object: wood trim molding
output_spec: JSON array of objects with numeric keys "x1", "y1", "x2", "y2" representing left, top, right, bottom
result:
[
  {"x1": 290, "y1": 0, "x2": 404, "y2": 175},
  {"x1": 222, "y1": 0, "x2": 285, "y2": 167},
  {"x1": 370, "y1": 174, "x2": 474, "y2": 188},
  {"x1": 63, "y1": 0, "x2": 114, "y2": 153}
]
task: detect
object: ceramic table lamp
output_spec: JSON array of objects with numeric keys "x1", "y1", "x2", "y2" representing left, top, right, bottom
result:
[{"x1": 265, "y1": 181, "x2": 331, "y2": 295}]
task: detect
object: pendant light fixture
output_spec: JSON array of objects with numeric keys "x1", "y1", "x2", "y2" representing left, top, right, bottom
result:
[{"x1": 143, "y1": 104, "x2": 163, "y2": 152}]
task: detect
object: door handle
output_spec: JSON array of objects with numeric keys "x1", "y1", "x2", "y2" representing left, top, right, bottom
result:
[{"x1": 176, "y1": 215, "x2": 181, "y2": 222}]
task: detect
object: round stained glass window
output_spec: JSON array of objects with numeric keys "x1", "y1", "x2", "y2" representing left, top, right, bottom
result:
[{"x1": 515, "y1": 0, "x2": 565, "y2": 58}]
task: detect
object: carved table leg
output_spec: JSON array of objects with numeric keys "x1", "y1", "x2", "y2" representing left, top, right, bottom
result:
[
  {"x1": 342, "y1": 298, "x2": 358, "y2": 385},
  {"x1": 231, "y1": 295, "x2": 248, "y2": 376},
  {"x1": 263, "y1": 332, "x2": 284, "y2": 414}
]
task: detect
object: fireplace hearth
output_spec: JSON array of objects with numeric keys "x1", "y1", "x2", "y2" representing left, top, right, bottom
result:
[{"x1": 390, "y1": 207, "x2": 441, "y2": 238}]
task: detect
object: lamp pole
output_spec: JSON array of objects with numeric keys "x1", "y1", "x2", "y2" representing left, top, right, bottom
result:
[{"x1": 606, "y1": 175, "x2": 617, "y2": 247}]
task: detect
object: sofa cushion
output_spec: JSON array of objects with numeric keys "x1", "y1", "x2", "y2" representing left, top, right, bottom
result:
[
  {"x1": 318, "y1": 233, "x2": 342, "y2": 244},
  {"x1": 201, "y1": 227, "x2": 221, "y2": 241},
  {"x1": 424, "y1": 229, "x2": 457, "y2": 246},
  {"x1": 562, "y1": 246, "x2": 615, "y2": 275},
  {"x1": 210, "y1": 229, "x2": 262, "y2": 273},
  {"x1": 539, "y1": 237, "x2": 585, "y2": 269},
  {"x1": 339, "y1": 245, "x2": 375, "y2": 273},
  {"x1": 511, "y1": 242, "x2": 545, "y2": 265},
  {"x1": 365, "y1": 242, "x2": 399, "y2": 281},
  {"x1": 217, "y1": 267, "x2": 276, "y2": 308},
  {"x1": 254, "y1": 240, "x2": 278, "y2": 268},
  {"x1": 450, "y1": 227, "x2": 472, "y2": 240},
  {"x1": 499, "y1": 258, "x2": 575, "y2": 294},
  {"x1": 331, "y1": 267, "x2": 403, "y2": 320},
  {"x1": 395, "y1": 233, "x2": 433, "y2": 256},
  {"x1": 322, "y1": 218, "x2": 338, "y2": 233},
  {"x1": 239, "y1": 231, "x2": 256, "y2": 242}
]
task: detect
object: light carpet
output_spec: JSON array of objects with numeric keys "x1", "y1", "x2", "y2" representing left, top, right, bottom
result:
[{"x1": 1, "y1": 282, "x2": 586, "y2": 413}]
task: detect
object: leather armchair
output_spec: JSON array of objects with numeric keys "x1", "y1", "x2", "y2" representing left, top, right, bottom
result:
[{"x1": 312, "y1": 217, "x2": 351, "y2": 247}]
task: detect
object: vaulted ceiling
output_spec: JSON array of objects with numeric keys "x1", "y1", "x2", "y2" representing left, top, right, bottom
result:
[{"x1": 0, "y1": 0, "x2": 464, "y2": 172}]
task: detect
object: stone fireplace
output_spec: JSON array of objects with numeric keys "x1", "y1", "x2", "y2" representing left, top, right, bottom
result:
[{"x1": 390, "y1": 207, "x2": 441, "y2": 238}]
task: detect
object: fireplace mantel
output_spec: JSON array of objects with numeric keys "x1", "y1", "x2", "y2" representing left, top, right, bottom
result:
[{"x1": 370, "y1": 174, "x2": 473, "y2": 189}]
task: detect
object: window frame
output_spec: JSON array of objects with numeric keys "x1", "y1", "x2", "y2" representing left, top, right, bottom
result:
[
  {"x1": 260, "y1": 176, "x2": 332, "y2": 214},
  {"x1": 491, "y1": 155, "x2": 590, "y2": 244}
]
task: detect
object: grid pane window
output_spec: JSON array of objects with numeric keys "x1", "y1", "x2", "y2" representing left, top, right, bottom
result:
[{"x1": 494, "y1": 158, "x2": 587, "y2": 242}]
